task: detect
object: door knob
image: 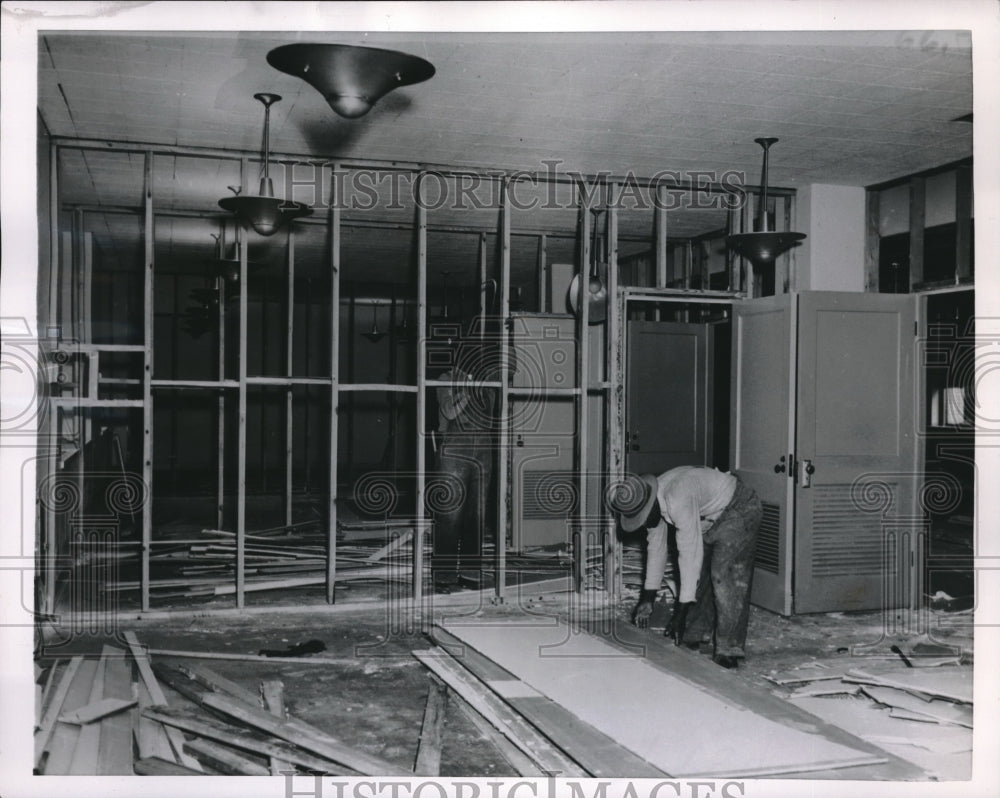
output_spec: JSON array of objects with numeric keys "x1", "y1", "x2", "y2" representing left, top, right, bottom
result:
[{"x1": 773, "y1": 455, "x2": 786, "y2": 474}]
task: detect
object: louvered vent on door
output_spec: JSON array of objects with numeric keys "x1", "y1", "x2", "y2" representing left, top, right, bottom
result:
[
  {"x1": 811, "y1": 483, "x2": 891, "y2": 576},
  {"x1": 521, "y1": 470, "x2": 577, "y2": 519},
  {"x1": 754, "y1": 501, "x2": 781, "y2": 574}
]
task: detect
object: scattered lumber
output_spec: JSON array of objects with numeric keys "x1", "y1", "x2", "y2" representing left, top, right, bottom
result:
[
  {"x1": 59, "y1": 697, "x2": 136, "y2": 725},
  {"x1": 450, "y1": 689, "x2": 547, "y2": 776},
  {"x1": 200, "y1": 691, "x2": 408, "y2": 775},
  {"x1": 184, "y1": 737, "x2": 272, "y2": 775},
  {"x1": 124, "y1": 631, "x2": 205, "y2": 772},
  {"x1": 41, "y1": 658, "x2": 98, "y2": 774},
  {"x1": 147, "y1": 706, "x2": 358, "y2": 775},
  {"x1": 149, "y1": 647, "x2": 381, "y2": 667},
  {"x1": 34, "y1": 656, "x2": 83, "y2": 768},
  {"x1": 412, "y1": 648, "x2": 586, "y2": 777},
  {"x1": 262, "y1": 679, "x2": 293, "y2": 775},
  {"x1": 413, "y1": 676, "x2": 448, "y2": 776},
  {"x1": 96, "y1": 646, "x2": 137, "y2": 775},
  {"x1": 134, "y1": 756, "x2": 205, "y2": 775}
]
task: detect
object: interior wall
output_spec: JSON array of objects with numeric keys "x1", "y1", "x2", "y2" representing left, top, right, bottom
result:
[{"x1": 796, "y1": 183, "x2": 866, "y2": 292}]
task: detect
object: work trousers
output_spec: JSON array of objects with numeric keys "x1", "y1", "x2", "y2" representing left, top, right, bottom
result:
[
  {"x1": 682, "y1": 478, "x2": 762, "y2": 658},
  {"x1": 431, "y1": 433, "x2": 494, "y2": 583}
]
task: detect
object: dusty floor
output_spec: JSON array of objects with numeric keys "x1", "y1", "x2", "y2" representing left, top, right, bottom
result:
[{"x1": 37, "y1": 586, "x2": 975, "y2": 778}]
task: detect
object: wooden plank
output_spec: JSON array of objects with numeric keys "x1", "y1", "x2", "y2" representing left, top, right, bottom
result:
[
  {"x1": 134, "y1": 756, "x2": 204, "y2": 775},
  {"x1": 200, "y1": 691, "x2": 406, "y2": 775},
  {"x1": 67, "y1": 652, "x2": 107, "y2": 773},
  {"x1": 365, "y1": 529, "x2": 412, "y2": 563},
  {"x1": 60, "y1": 697, "x2": 136, "y2": 725},
  {"x1": 412, "y1": 648, "x2": 586, "y2": 777},
  {"x1": 185, "y1": 737, "x2": 271, "y2": 776},
  {"x1": 136, "y1": 681, "x2": 175, "y2": 762},
  {"x1": 262, "y1": 679, "x2": 293, "y2": 776},
  {"x1": 414, "y1": 677, "x2": 447, "y2": 776},
  {"x1": 148, "y1": 648, "x2": 394, "y2": 667},
  {"x1": 450, "y1": 689, "x2": 546, "y2": 776},
  {"x1": 146, "y1": 706, "x2": 359, "y2": 775},
  {"x1": 42, "y1": 657, "x2": 97, "y2": 773},
  {"x1": 440, "y1": 618, "x2": 890, "y2": 779},
  {"x1": 123, "y1": 631, "x2": 204, "y2": 771},
  {"x1": 179, "y1": 663, "x2": 261, "y2": 707},
  {"x1": 97, "y1": 646, "x2": 136, "y2": 775},
  {"x1": 431, "y1": 627, "x2": 665, "y2": 777},
  {"x1": 34, "y1": 656, "x2": 83, "y2": 767}
]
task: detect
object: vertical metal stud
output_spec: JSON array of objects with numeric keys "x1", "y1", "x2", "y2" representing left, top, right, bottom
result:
[
  {"x1": 575, "y1": 188, "x2": 592, "y2": 594},
  {"x1": 415, "y1": 172, "x2": 428, "y2": 604},
  {"x1": 141, "y1": 150, "x2": 154, "y2": 612},
  {"x1": 285, "y1": 226, "x2": 295, "y2": 529},
  {"x1": 496, "y1": 177, "x2": 511, "y2": 603},
  {"x1": 236, "y1": 156, "x2": 249, "y2": 608},
  {"x1": 328, "y1": 165, "x2": 341, "y2": 604},
  {"x1": 605, "y1": 184, "x2": 620, "y2": 601},
  {"x1": 537, "y1": 233, "x2": 547, "y2": 313}
]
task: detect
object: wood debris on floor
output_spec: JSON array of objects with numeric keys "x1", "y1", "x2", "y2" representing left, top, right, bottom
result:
[
  {"x1": 98, "y1": 520, "x2": 430, "y2": 601},
  {"x1": 767, "y1": 651, "x2": 973, "y2": 780},
  {"x1": 33, "y1": 631, "x2": 419, "y2": 776}
]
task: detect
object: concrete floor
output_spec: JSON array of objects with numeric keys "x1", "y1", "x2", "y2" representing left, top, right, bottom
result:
[{"x1": 37, "y1": 587, "x2": 975, "y2": 778}]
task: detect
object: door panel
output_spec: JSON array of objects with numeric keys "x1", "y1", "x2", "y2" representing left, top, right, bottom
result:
[
  {"x1": 794, "y1": 292, "x2": 917, "y2": 613},
  {"x1": 626, "y1": 321, "x2": 712, "y2": 475},
  {"x1": 731, "y1": 294, "x2": 796, "y2": 615}
]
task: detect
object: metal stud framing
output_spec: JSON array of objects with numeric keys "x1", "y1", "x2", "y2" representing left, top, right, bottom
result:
[{"x1": 44, "y1": 135, "x2": 795, "y2": 616}]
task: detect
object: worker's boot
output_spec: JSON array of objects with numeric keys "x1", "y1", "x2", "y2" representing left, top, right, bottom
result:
[{"x1": 712, "y1": 654, "x2": 739, "y2": 669}]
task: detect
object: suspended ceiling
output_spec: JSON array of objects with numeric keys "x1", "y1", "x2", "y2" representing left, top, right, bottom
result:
[{"x1": 37, "y1": 28, "x2": 974, "y2": 287}]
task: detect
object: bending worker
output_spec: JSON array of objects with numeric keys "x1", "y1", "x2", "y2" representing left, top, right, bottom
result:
[{"x1": 612, "y1": 466, "x2": 762, "y2": 669}]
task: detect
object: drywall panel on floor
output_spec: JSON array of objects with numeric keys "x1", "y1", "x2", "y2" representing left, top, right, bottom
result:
[{"x1": 439, "y1": 618, "x2": 884, "y2": 778}]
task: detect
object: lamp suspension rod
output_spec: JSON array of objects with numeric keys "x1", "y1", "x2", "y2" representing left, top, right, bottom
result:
[{"x1": 755, "y1": 137, "x2": 777, "y2": 233}]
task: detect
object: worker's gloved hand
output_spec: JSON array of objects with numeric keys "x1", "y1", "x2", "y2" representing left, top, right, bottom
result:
[
  {"x1": 667, "y1": 601, "x2": 694, "y2": 645},
  {"x1": 631, "y1": 588, "x2": 659, "y2": 628}
]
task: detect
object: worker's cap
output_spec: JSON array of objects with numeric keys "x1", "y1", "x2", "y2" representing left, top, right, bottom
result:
[{"x1": 607, "y1": 473, "x2": 658, "y2": 532}]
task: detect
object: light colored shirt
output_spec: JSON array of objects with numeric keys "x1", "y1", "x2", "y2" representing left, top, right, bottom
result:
[{"x1": 644, "y1": 466, "x2": 737, "y2": 603}]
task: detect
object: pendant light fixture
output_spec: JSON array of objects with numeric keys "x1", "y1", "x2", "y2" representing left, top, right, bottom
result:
[
  {"x1": 568, "y1": 208, "x2": 608, "y2": 325},
  {"x1": 726, "y1": 137, "x2": 806, "y2": 268},
  {"x1": 362, "y1": 302, "x2": 387, "y2": 344},
  {"x1": 267, "y1": 43, "x2": 435, "y2": 119},
  {"x1": 219, "y1": 93, "x2": 312, "y2": 236}
]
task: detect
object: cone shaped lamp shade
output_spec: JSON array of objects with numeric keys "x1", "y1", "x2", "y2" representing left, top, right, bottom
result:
[
  {"x1": 726, "y1": 137, "x2": 805, "y2": 267},
  {"x1": 218, "y1": 94, "x2": 312, "y2": 236},
  {"x1": 267, "y1": 43, "x2": 435, "y2": 118}
]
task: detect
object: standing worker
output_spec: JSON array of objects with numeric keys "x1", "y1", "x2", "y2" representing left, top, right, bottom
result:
[
  {"x1": 431, "y1": 343, "x2": 497, "y2": 590},
  {"x1": 611, "y1": 466, "x2": 762, "y2": 669}
]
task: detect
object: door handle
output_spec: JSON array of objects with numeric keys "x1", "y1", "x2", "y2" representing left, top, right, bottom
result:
[
  {"x1": 632, "y1": 430, "x2": 640, "y2": 451},
  {"x1": 799, "y1": 458, "x2": 815, "y2": 488},
  {"x1": 773, "y1": 455, "x2": 786, "y2": 474}
]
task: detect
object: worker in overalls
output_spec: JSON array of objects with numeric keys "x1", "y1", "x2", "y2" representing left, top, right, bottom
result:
[
  {"x1": 431, "y1": 340, "x2": 497, "y2": 590},
  {"x1": 610, "y1": 466, "x2": 762, "y2": 668}
]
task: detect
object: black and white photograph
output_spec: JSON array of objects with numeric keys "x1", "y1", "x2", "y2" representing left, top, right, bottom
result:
[{"x1": 1, "y1": 2, "x2": 998, "y2": 797}]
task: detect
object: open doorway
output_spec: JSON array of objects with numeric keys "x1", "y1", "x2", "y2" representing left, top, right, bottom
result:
[
  {"x1": 625, "y1": 299, "x2": 732, "y2": 476},
  {"x1": 922, "y1": 289, "x2": 975, "y2": 609}
]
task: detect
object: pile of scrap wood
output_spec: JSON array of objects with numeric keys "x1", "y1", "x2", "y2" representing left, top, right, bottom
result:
[
  {"x1": 35, "y1": 631, "x2": 410, "y2": 775},
  {"x1": 103, "y1": 521, "x2": 428, "y2": 599}
]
